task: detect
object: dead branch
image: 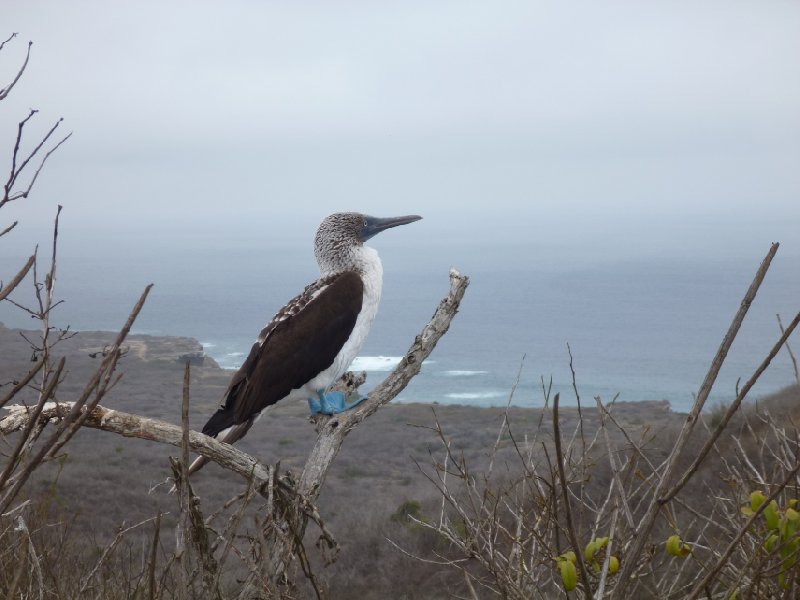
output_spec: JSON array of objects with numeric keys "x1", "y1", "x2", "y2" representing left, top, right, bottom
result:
[
  {"x1": 611, "y1": 242, "x2": 779, "y2": 597},
  {"x1": 0, "y1": 219, "x2": 17, "y2": 237},
  {"x1": 172, "y1": 362, "x2": 221, "y2": 600},
  {"x1": 0, "y1": 254, "x2": 35, "y2": 302},
  {"x1": 553, "y1": 392, "x2": 592, "y2": 598},
  {"x1": 78, "y1": 515, "x2": 161, "y2": 596},
  {"x1": 0, "y1": 284, "x2": 152, "y2": 514},
  {"x1": 685, "y1": 457, "x2": 800, "y2": 600},
  {"x1": 1, "y1": 110, "x2": 71, "y2": 209},
  {"x1": 0, "y1": 36, "x2": 31, "y2": 101},
  {"x1": 777, "y1": 313, "x2": 800, "y2": 385},
  {"x1": 660, "y1": 310, "x2": 800, "y2": 505},
  {"x1": 147, "y1": 513, "x2": 162, "y2": 600},
  {"x1": 263, "y1": 268, "x2": 469, "y2": 582},
  {"x1": 0, "y1": 402, "x2": 274, "y2": 488},
  {"x1": 1, "y1": 268, "x2": 469, "y2": 594}
]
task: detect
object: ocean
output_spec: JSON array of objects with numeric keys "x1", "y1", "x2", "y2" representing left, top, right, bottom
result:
[{"x1": 1, "y1": 233, "x2": 798, "y2": 413}]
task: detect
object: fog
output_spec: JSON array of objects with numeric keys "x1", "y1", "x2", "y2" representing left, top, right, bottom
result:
[{"x1": 1, "y1": 1, "x2": 799, "y2": 264}]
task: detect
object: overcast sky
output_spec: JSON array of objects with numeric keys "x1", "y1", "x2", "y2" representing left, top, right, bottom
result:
[{"x1": 1, "y1": 1, "x2": 799, "y2": 261}]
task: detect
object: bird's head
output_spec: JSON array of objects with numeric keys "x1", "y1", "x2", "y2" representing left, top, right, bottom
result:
[{"x1": 314, "y1": 212, "x2": 422, "y2": 274}]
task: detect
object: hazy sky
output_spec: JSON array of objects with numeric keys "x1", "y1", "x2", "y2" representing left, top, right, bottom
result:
[{"x1": 1, "y1": 1, "x2": 799, "y2": 261}]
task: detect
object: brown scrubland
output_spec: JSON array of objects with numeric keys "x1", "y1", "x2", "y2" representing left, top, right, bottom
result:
[{"x1": 2, "y1": 322, "x2": 800, "y2": 598}]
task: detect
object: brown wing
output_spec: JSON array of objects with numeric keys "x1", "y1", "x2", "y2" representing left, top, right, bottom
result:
[{"x1": 202, "y1": 271, "x2": 363, "y2": 437}]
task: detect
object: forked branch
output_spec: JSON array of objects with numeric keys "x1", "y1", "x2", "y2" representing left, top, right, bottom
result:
[
  {"x1": 263, "y1": 268, "x2": 469, "y2": 582},
  {"x1": 611, "y1": 242, "x2": 780, "y2": 597},
  {"x1": 0, "y1": 269, "x2": 470, "y2": 589}
]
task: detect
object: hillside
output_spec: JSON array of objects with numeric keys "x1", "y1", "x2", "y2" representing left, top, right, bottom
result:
[{"x1": 2, "y1": 323, "x2": 798, "y2": 598}]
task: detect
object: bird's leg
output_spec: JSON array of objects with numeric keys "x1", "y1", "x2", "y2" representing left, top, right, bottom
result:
[{"x1": 308, "y1": 388, "x2": 367, "y2": 415}]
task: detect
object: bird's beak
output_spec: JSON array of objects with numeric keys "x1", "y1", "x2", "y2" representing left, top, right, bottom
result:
[{"x1": 360, "y1": 214, "x2": 422, "y2": 242}]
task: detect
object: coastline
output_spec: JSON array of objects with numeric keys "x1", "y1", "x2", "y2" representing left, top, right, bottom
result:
[
  {"x1": 3, "y1": 321, "x2": 796, "y2": 415},
  {"x1": 3, "y1": 322, "x2": 798, "y2": 597}
]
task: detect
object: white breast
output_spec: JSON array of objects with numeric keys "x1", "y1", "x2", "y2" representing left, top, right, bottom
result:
[{"x1": 294, "y1": 245, "x2": 383, "y2": 397}]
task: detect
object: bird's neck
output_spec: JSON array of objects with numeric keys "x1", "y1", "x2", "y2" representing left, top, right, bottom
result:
[{"x1": 319, "y1": 245, "x2": 382, "y2": 283}]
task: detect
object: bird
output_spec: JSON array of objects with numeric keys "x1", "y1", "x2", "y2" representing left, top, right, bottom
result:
[{"x1": 188, "y1": 212, "x2": 421, "y2": 476}]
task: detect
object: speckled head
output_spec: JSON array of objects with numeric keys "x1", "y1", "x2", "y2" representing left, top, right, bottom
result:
[{"x1": 314, "y1": 212, "x2": 421, "y2": 274}]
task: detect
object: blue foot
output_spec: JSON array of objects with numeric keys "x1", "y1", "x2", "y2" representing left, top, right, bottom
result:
[{"x1": 308, "y1": 390, "x2": 367, "y2": 415}]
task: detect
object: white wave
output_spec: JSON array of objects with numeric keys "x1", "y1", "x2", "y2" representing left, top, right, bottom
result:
[
  {"x1": 442, "y1": 370, "x2": 488, "y2": 377},
  {"x1": 445, "y1": 391, "x2": 506, "y2": 400},
  {"x1": 200, "y1": 342, "x2": 217, "y2": 348},
  {"x1": 226, "y1": 351, "x2": 246, "y2": 357},
  {"x1": 351, "y1": 355, "x2": 433, "y2": 372},
  {"x1": 351, "y1": 356, "x2": 401, "y2": 372}
]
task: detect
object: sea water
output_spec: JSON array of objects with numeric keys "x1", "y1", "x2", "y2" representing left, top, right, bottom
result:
[{"x1": 1, "y1": 234, "x2": 798, "y2": 413}]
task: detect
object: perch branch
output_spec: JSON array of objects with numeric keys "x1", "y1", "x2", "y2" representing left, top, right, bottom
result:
[
  {"x1": 262, "y1": 268, "x2": 469, "y2": 581},
  {"x1": 0, "y1": 269, "x2": 470, "y2": 589},
  {"x1": 298, "y1": 268, "x2": 469, "y2": 493},
  {"x1": 0, "y1": 402, "x2": 274, "y2": 488}
]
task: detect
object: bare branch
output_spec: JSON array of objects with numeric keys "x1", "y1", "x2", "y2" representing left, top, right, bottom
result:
[
  {"x1": 685, "y1": 457, "x2": 800, "y2": 600},
  {"x1": 1, "y1": 269, "x2": 470, "y2": 595},
  {"x1": 0, "y1": 220, "x2": 17, "y2": 237},
  {"x1": 78, "y1": 515, "x2": 160, "y2": 595},
  {"x1": 660, "y1": 310, "x2": 800, "y2": 504},
  {"x1": 777, "y1": 313, "x2": 800, "y2": 385},
  {"x1": 1, "y1": 110, "x2": 72, "y2": 208},
  {"x1": 0, "y1": 284, "x2": 152, "y2": 513},
  {"x1": 264, "y1": 268, "x2": 470, "y2": 580},
  {"x1": 553, "y1": 392, "x2": 592, "y2": 599},
  {"x1": 0, "y1": 37, "x2": 31, "y2": 101},
  {"x1": 0, "y1": 356, "x2": 64, "y2": 490},
  {"x1": 147, "y1": 512, "x2": 162, "y2": 600},
  {"x1": 0, "y1": 402, "x2": 274, "y2": 487},
  {"x1": 6, "y1": 130, "x2": 72, "y2": 204},
  {"x1": 0, "y1": 32, "x2": 19, "y2": 53},
  {"x1": 0, "y1": 254, "x2": 35, "y2": 302},
  {"x1": 0, "y1": 358, "x2": 43, "y2": 409},
  {"x1": 612, "y1": 242, "x2": 780, "y2": 597}
]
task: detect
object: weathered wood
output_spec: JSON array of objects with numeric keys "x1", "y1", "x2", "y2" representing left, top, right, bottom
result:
[
  {"x1": 265, "y1": 268, "x2": 470, "y2": 584},
  {"x1": 0, "y1": 269, "x2": 470, "y2": 593},
  {"x1": 1, "y1": 402, "x2": 274, "y2": 487}
]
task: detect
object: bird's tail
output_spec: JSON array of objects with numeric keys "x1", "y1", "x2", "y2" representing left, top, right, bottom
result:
[{"x1": 170, "y1": 419, "x2": 254, "y2": 492}]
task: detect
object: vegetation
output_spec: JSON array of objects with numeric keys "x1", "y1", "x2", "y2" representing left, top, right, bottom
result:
[{"x1": 3, "y1": 32, "x2": 800, "y2": 599}]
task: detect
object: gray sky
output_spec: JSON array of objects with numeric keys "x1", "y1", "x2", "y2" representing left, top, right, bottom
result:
[{"x1": 1, "y1": 0, "x2": 799, "y2": 261}]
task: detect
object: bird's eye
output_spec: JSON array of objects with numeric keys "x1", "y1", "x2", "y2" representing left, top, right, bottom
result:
[{"x1": 363, "y1": 218, "x2": 368, "y2": 227}]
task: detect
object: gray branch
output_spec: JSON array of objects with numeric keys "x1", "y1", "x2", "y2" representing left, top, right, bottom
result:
[
  {"x1": 0, "y1": 269, "x2": 470, "y2": 589},
  {"x1": 264, "y1": 268, "x2": 469, "y2": 582}
]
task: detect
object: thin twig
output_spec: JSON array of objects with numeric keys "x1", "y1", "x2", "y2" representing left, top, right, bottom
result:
[
  {"x1": 686, "y1": 457, "x2": 800, "y2": 600},
  {"x1": 78, "y1": 516, "x2": 160, "y2": 595},
  {"x1": 661, "y1": 311, "x2": 800, "y2": 505},
  {"x1": 0, "y1": 285, "x2": 152, "y2": 514},
  {"x1": 147, "y1": 512, "x2": 162, "y2": 600},
  {"x1": 553, "y1": 392, "x2": 592, "y2": 599},
  {"x1": 0, "y1": 220, "x2": 17, "y2": 237},
  {"x1": 0, "y1": 38, "x2": 31, "y2": 101},
  {"x1": 777, "y1": 313, "x2": 800, "y2": 385}
]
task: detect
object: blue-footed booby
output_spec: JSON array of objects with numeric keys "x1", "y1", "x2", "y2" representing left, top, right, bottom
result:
[{"x1": 190, "y1": 212, "x2": 421, "y2": 476}]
